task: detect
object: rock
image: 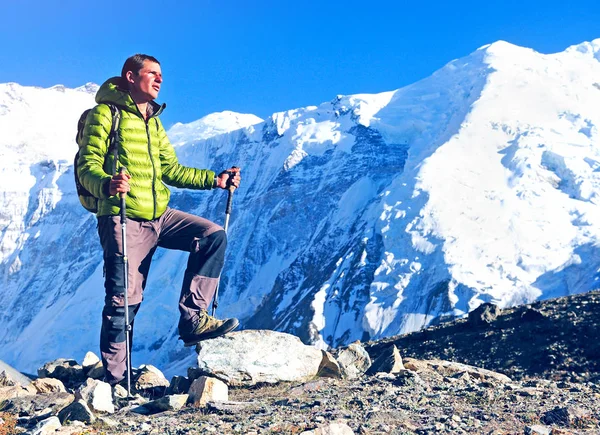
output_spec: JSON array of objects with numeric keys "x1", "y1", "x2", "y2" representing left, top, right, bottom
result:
[
  {"x1": 289, "y1": 379, "x2": 335, "y2": 397},
  {"x1": 468, "y1": 302, "x2": 501, "y2": 326},
  {"x1": 167, "y1": 375, "x2": 191, "y2": 395},
  {"x1": 336, "y1": 343, "x2": 371, "y2": 380},
  {"x1": 317, "y1": 351, "x2": 343, "y2": 379},
  {"x1": 195, "y1": 330, "x2": 323, "y2": 386},
  {"x1": 366, "y1": 345, "x2": 404, "y2": 375},
  {"x1": 85, "y1": 361, "x2": 105, "y2": 380},
  {"x1": 141, "y1": 394, "x2": 189, "y2": 414},
  {"x1": 57, "y1": 399, "x2": 96, "y2": 424},
  {"x1": 541, "y1": 406, "x2": 591, "y2": 427},
  {"x1": 97, "y1": 416, "x2": 120, "y2": 427},
  {"x1": 403, "y1": 358, "x2": 512, "y2": 383},
  {"x1": 3, "y1": 392, "x2": 74, "y2": 420},
  {"x1": 82, "y1": 352, "x2": 100, "y2": 371},
  {"x1": 0, "y1": 360, "x2": 32, "y2": 386},
  {"x1": 30, "y1": 378, "x2": 67, "y2": 394},
  {"x1": 521, "y1": 307, "x2": 547, "y2": 322},
  {"x1": 525, "y1": 425, "x2": 551, "y2": 435},
  {"x1": 0, "y1": 385, "x2": 34, "y2": 402},
  {"x1": 31, "y1": 416, "x2": 61, "y2": 435},
  {"x1": 112, "y1": 384, "x2": 128, "y2": 399},
  {"x1": 206, "y1": 401, "x2": 263, "y2": 414},
  {"x1": 38, "y1": 358, "x2": 85, "y2": 386},
  {"x1": 187, "y1": 376, "x2": 228, "y2": 407},
  {"x1": 393, "y1": 369, "x2": 427, "y2": 387},
  {"x1": 300, "y1": 421, "x2": 354, "y2": 434},
  {"x1": 134, "y1": 365, "x2": 170, "y2": 397},
  {"x1": 75, "y1": 378, "x2": 114, "y2": 413}
]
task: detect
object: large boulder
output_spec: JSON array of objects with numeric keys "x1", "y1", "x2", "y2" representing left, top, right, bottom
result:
[{"x1": 195, "y1": 330, "x2": 323, "y2": 386}]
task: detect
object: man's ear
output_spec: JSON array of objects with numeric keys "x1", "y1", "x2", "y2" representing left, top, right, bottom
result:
[{"x1": 125, "y1": 70, "x2": 135, "y2": 84}]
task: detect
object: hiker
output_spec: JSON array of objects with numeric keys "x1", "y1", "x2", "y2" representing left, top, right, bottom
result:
[{"x1": 76, "y1": 54, "x2": 240, "y2": 385}]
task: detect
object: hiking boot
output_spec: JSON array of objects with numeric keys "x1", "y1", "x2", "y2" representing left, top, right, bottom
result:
[{"x1": 181, "y1": 310, "x2": 239, "y2": 347}]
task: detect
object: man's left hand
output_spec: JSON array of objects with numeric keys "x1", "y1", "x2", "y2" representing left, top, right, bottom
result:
[{"x1": 216, "y1": 167, "x2": 241, "y2": 189}]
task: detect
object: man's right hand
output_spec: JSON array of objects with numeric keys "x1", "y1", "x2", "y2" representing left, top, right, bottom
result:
[{"x1": 109, "y1": 171, "x2": 131, "y2": 196}]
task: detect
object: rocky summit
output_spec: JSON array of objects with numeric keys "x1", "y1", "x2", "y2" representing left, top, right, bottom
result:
[{"x1": 1, "y1": 291, "x2": 599, "y2": 435}]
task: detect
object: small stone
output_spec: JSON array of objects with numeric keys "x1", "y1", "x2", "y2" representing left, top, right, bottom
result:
[
  {"x1": 317, "y1": 351, "x2": 343, "y2": 379},
  {"x1": 30, "y1": 378, "x2": 67, "y2": 394},
  {"x1": 367, "y1": 345, "x2": 404, "y2": 375},
  {"x1": 468, "y1": 303, "x2": 501, "y2": 326},
  {"x1": 521, "y1": 307, "x2": 547, "y2": 322},
  {"x1": 38, "y1": 358, "x2": 85, "y2": 386},
  {"x1": 75, "y1": 378, "x2": 114, "y2": 413},
  {"x1": 31, "y1": 416, "x2": 61, "y2": 435},
  {"x1": 86, "y1": 361, "x2": 105, "y2": 380},
  {"x1": 541, "y1": 406, "x2": 591, "y2": 427},
  {"x1": 525, "y1": 425, "x2": 551, "y2": 435},
  {"x1": 113, "y1": 384, "x2": 128, "y2": 399},
  {"x1": 97, "y1": 416, "x2": 119, "y2": 427},
  {"x1": 82, "y1": 352, "x2": 101, "y2": 370},
  {"x1": 336, "y1": 343, "x2": 371, "y2": 380},
  {"x1": 300, "y1": 421, "x2": 354, "y2": 434},
  {"x1": 135, "y1": 365, "x2": 170, "y2": 397},
  {"x1": 187, "y1": 376, "x2": 228, "y2": 407},
  {"x1": 142, "y1": 394, "x2": 189, "y2": 414},
  {"x1": 167, "y1": 375, "x2": 191, "y2": 395},
  {"x1": 57, "y1": 399, "x2": 96, "y2": 424}
]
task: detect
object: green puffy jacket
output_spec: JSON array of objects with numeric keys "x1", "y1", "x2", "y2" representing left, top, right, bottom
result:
[{"x1": 77, "y1": 77, "x2": 215, "y2": 220}]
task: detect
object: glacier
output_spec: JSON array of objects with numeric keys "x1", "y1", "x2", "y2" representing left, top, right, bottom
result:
[{"x1": 1, "y1": 39, "x2": 600, "y2": 376}]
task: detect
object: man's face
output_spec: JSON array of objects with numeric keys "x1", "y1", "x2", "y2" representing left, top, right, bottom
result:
[{"x1": 127, "y1": 60, "x2": 162, "y2": 102}]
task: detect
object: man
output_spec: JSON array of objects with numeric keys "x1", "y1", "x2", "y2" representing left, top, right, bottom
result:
[{"x1": 77, "y1": 54, "x2": 240, "y2": 385}]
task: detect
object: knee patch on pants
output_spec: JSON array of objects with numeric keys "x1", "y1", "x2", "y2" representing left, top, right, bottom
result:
[
  {"x1": 101, "y1": 304, "x2": 139, "y2": 343},
  {"x1": 103, "y1": 255, "x2": 127, "y2": 304},
  {"x1": 189, "y1": 230, "x2": 227, "y2": 279}
]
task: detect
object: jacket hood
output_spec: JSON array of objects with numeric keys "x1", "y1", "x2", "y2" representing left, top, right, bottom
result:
[{"x1": 95, "y1": 77, "x2": 166, "y2": 116}]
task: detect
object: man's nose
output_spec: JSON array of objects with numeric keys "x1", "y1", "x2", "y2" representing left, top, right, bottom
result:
[{"x1": 156, "y1": 74, "x2": 162, "y2": 83}]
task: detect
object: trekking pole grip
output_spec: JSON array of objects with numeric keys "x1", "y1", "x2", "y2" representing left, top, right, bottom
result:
[{"x1": 119, "y1": 167, "x2": 127, "y2": 224}]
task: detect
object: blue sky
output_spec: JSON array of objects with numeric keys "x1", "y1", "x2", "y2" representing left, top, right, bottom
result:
[{"x1": 2, "y1": 0, "x2": 599, "y2": 128}]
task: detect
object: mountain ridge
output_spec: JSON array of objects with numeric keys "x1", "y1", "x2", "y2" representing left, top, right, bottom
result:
[{"x1": 1, "y1": 39, "x2": 599, "y2": 377}]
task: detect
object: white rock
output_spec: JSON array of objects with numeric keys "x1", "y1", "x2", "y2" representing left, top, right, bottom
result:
[
  {"x1": 300, "y1": 422, "x2": 355, "y2": 434},
  {"x1": 75, "y1": 378, "x2": 114, "y2": 413},
  {"x1": 196, "y1": 330, "x2": 322, "y2": 386},
  {"x1": 32, "y1": 416, "x2": 61, "y2": 435},
  {"x1": 82, "y1": 352, "x2": 100, "y2": 370}
]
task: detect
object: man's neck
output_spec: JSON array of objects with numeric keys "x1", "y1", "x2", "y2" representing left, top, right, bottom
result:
[{"x1": 136, "y1": 102, "x2": 148, "y2": 119}]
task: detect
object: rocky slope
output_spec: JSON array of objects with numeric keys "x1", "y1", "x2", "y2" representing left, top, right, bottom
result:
[{"x1": 1, "y1": 290, "x2": 599, "y2": 435}]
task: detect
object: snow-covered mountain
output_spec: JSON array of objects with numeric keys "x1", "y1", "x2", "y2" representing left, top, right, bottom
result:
[{"x1": 2, "y1": 39, "x2": 600, "y2": 376}]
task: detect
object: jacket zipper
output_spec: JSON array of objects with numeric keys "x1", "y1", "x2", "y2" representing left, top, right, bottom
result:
[{"x1": 146, "y1": 119, "x2": 157, "y2": 220}]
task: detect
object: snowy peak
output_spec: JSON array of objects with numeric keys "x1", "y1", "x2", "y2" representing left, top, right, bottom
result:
[
  {"x1": 0, "y1": 82, "x2": 96, "y2": 162},
  {"x1": 168, "y1": 110, "x2": 264, "y2": 145}
]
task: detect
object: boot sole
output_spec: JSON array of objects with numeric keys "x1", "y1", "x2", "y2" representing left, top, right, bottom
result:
[{"x1": 182, "y1": 318, "x2": 240, "y2": 347}]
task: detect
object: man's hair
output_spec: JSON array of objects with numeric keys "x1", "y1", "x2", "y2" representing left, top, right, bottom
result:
[{"x1": 121, "y1": 54, "x2": 160, "y2": 83}]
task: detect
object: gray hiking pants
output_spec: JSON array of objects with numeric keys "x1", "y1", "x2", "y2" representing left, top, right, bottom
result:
[{"x1": 97, "y1": 207, "x2": 225, "y2": 384}]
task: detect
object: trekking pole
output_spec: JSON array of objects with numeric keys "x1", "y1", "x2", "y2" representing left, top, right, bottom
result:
[
  {"x1": 119, "y1": 167, "x2": 132, "y2": 397},
  {"x1": 211, "y1": 168, "x2": 237, "y2": 316}
]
